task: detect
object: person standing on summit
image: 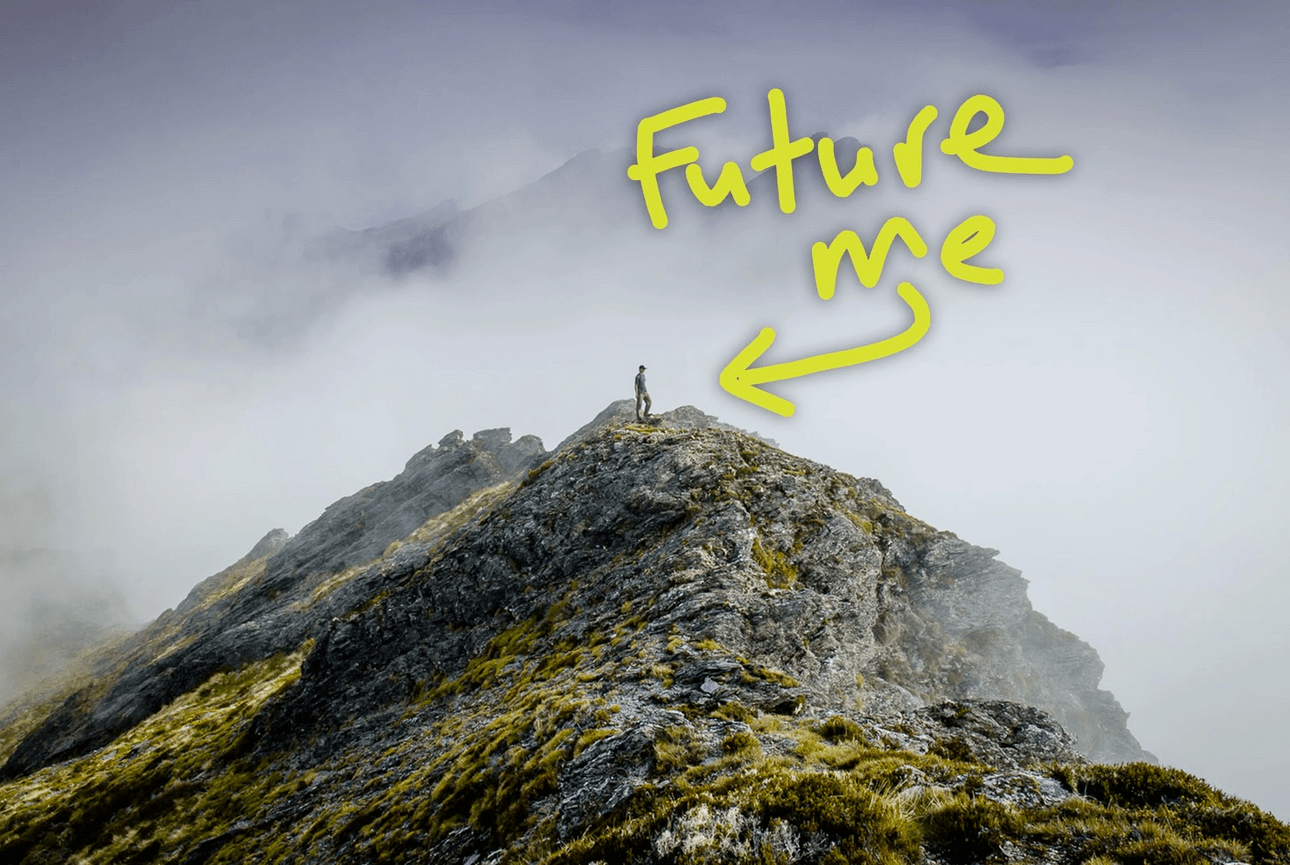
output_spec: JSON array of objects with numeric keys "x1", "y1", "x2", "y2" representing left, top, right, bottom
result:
[{"x1": 634, "y1": 365, "x2": 652, "y2": 421}]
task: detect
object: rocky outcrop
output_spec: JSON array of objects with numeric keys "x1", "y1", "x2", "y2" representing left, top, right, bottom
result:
[
  {"x1": 269, "y1": 426, "x2": 545, "y2": 581},
  {"x1": 554, "y1": 399, "x2": 778, "y2": 452},
  {"x1": 0, "y1": 426, "x2": 547, "y2": 780}
]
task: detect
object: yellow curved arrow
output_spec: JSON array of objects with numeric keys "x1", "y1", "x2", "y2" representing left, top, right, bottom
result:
[{"x1": 719, "y1": 281, "x2": 931, "y2": 417}]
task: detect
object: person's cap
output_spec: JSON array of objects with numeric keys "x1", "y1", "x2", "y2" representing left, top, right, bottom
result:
[{"x1": 639, "y1": 365, "x2": 646, "y2": 370}]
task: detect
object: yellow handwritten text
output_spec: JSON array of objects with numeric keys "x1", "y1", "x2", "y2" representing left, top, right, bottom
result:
[
  {"x1": 627, "y1": 90, "x2": 1072, "y2": 225},
  {"x1": 893, "y1": 104, "x2": 938, "y2": 188},
  {"x1": 940, "y1": 214, "x2": 1003, "y2": 285},
  {"x1": 625, "y1": 88, "x2": 1073, "y2": 415},
  {"x1": 811, "y1": 215, "x2": 1002, "y2": 296},
  {"x1": 626, "y1": 96, "x2": 727, "y2": 229},
  {"x1": 817, "y1": 137, "x2": 878, "y2": 197},
  {"x1": 940, "y1": 94, "x2": 1074, "y2": 175},
  {"x1": 812, "y1": 217, "x2": 929, "y2": 298},
  {"x1": 748, "y1": 88, "x2": 816, "y2": 214}
]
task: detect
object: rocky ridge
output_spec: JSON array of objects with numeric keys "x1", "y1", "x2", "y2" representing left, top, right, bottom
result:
[{"x1": 0, "y1": 402, "x2": 1284, "y2": 864}]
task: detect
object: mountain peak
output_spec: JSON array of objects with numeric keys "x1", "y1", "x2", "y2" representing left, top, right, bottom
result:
[
  {"x1": 1, "y1": 404, "x2": 1284, "y2": 863},
  {"x1": 554, "y1": 399, "x2": 777, "y2": 453}
]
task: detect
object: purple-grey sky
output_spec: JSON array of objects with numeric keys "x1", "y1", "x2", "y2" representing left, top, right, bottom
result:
[{"x1": 1, "y1": 0, "x2": 1288, "y2": 820}]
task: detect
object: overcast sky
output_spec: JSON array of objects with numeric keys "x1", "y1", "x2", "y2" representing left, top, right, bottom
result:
[{"x1": 1, "y1": 0, "x2": 1287, "y2": 819}]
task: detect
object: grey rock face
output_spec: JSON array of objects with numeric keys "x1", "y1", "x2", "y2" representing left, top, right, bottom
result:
[
  {"x1": 247, "y1": 416, "x2": 1145, "y2": 772},
  {"x1": 866, "y1": 700, "x2": 1086, "y2": 771},
  {"x1": 0, "y1": 402, "x2": 1157, "y2": 863}
]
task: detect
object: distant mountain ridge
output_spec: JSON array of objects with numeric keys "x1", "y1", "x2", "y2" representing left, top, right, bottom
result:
[
  {"x1": 322, "y1": 147, "x2": 644, "y2": 278},
  {"x1": 324, "y1": 135, "x2": 880, "y2": 280}
]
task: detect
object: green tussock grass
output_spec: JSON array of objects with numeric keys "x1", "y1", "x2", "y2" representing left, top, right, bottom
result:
[{"x1": 0, "y1": 645, "x2": 310, "y2": 865}]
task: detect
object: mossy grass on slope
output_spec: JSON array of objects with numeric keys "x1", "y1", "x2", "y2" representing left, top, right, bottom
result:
[
  {"x1": 535, "y1": 712, "x2": 1288, "y2": 865},
  {"x1": 2, "y1": 671, "x2": 1286, "y2": 864},
  {"x1": 0, "y1": 648, "x2": 309, "y2": 864}
]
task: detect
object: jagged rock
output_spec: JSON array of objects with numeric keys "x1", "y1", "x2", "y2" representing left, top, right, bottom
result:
[
  {"x1": 0, "y1": 427, "x2": 549, "y2": 780},
  {"x1": 471, "y1": 428, "x2": 512, "y2": 451},
  {"x1": 267, "y1": 425, "x2": 550, "y2": 583},
  {"x1": 861, "y1": 700, "x2": 1085, "y2": 771},
  {"x1": 243, "y1": 527, "x2": 290, "y2": 561},
  {"x1": 174, "y1": 528, "x2": 289, "y2": 617}
]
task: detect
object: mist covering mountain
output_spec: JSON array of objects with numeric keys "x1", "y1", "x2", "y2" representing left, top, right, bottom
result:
[
  {"x1": 206, "y1": 138, "x2": 917, "y2": 347},
  {"x1": 1, "y1": 401, "x2": 1284, "y2": 864},
  {"x1": 3, "y1": 0, "x2": 1288, "y2": 834}
]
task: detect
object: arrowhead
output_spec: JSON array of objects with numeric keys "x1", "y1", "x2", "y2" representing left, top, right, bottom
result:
[
  {"x1": 720, "y1": 282, "x2": 931, "y2": 419},
  {"x1": 720, "y1": 328, "x2": 797, "y2": 417}
]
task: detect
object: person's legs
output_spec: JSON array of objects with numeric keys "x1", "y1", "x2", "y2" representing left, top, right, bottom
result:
[
  {"x1": 636, "y1": 393, "x2": 645, "y2": 420},
  {"x1": 643, "y1": 392, "x2": 652, "y2": 419}
]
